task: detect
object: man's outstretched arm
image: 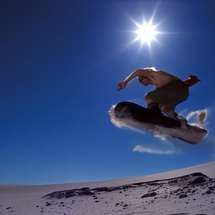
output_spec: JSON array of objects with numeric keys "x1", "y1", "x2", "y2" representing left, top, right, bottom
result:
[{"x1": 117, "y1": 69, "x2": 145, "y2": 91}]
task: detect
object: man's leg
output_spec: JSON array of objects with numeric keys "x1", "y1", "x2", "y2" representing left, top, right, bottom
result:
[
  {"x1": 161, "y1": 106, "x2": 175, "y2": 118},
  {"x1": 162, "y1": 106, "x2": 187, "y2": 128},
  {"x1": 144, "y1": 93, "x2": 161, "y2": 114}
]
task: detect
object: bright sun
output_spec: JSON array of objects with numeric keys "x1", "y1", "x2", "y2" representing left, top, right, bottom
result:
[
  {"x1": 136, "y1": 22, "x2": 156, "y2": 45},
  {"x1": 128, "y1": 13, "x2": 165, "y2": 50},
  {"x1": 131, "y1": 20, "x2": 159, "y2": 48}
]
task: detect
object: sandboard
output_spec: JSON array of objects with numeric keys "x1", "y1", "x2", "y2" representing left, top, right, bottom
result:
[{"x1": 112, "y1": 101, "x2": 208, "y2": 144}]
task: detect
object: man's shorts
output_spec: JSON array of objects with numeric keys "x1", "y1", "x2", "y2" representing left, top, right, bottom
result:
[{"x1": 147, "y1": 79, "x2": 189, "y2": 108}]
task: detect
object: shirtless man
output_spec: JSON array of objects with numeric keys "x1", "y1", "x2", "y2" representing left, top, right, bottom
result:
[{"x1": 117, "y1": 67, "x2": 200, "y2": 122}]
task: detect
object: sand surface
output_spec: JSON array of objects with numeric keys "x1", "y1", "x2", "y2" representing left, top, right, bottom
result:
[{"x1": 1, "y1": 161, "x2": 215, "y2": 215}]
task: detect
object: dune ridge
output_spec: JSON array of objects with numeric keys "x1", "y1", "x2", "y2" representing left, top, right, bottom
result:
[{"x1": 1, "y1": 161, "x2": 215, "y2": 214}]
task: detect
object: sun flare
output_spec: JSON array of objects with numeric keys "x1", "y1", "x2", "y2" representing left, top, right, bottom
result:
[
  {"x1": 136, "y1": 22, "x2": 156, "y2": 45},
  {"x1": 131, "y1": 19, "x2": 160, "y2": 49},
  {"x1": 127, "y1": 11, "x2": 166, "y2": 51}
]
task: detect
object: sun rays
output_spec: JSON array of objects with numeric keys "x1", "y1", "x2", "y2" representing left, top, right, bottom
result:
[
  {"x1": 124, "y1": 4, "x2": 167, "y2": 53},
  {"x1": 129, "y1": 16, "x2": 164, "y2": 52}
]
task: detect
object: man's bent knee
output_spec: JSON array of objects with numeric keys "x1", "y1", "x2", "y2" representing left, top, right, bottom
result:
[{"x1": 144, "y1": 93, "x2": 156, "y2": 106}]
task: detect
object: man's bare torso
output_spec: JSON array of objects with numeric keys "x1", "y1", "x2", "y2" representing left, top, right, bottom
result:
[{"x1": 138, "y1": 70, "x2": 180, "y2": 88}]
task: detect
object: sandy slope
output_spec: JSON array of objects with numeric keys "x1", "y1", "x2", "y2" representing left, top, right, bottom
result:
[{"x1": 0, "y1": 161, "x2": 215, "y2": 215}]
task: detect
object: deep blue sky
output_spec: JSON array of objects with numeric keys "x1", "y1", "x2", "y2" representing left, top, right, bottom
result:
[{"x1": 1, "y1": 0, "x2": 215, "y2": 185}]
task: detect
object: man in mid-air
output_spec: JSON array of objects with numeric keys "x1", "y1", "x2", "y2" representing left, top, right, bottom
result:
[{"x1": 117, "y1": 67, "x2": 200, "y2": 124}]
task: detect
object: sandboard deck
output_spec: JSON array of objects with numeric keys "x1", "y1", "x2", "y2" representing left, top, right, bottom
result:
[{"x1": 112, "y1": 101, "x2": 208, "y2": 144}]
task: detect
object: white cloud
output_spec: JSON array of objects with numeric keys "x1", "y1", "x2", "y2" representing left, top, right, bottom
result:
[{"x1": 133, "y1": 145, "x2": 175, "y2": 154}]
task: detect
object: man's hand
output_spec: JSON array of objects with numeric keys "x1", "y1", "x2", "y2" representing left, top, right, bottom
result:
[{"x1": 117, "y1": 82, "x2": 127, "y2": 91}]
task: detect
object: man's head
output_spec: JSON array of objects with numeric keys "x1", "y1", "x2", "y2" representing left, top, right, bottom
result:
[{"x1": 138, "y1": 76, "x2": 150, "y2": 86}]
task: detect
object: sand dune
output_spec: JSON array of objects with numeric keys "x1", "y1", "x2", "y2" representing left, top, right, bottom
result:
[{"x1": 1, "y1": 161, "x2": 215, "y2": 215}]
